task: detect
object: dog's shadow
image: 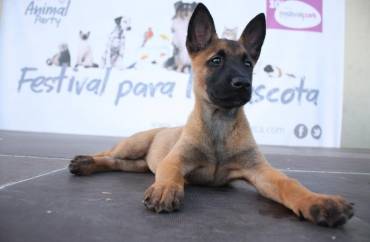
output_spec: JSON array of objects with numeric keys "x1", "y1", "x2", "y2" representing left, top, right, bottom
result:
[
  {"x1": 69, "y1": 171, "x2": 295, "y2": 221},
  {"x1": 183, "y1": 181, "x2": 296, "y2": 220}
]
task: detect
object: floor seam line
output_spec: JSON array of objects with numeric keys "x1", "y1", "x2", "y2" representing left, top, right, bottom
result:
[
  {"x1": 0, "y1": 167, "x2": 68, "y2": 190},
  {"x1": 0, "y1": 153, "x2": 70, "y2": 161},
  {"x1": 280, "y1": 169, "x2": 370, "y2": 176}
]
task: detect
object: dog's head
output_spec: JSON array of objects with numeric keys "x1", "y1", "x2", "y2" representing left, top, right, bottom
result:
[
  {"x1": 79, "y1": 31, "x2": 90, "y2": 40},
  {"x1": 114, "y1": 16, "x2": 132, "y2": 31},
  {"x1": 186, "y1": 4, "x2": 266, "y2": 109},
  {"x1": 58, "y1": 43, "x2": 69, "y2": 52}
]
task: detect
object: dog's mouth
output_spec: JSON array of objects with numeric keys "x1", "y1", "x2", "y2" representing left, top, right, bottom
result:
[{"x1": 208, "y1": 91, "x2": 251, "y2": 109}]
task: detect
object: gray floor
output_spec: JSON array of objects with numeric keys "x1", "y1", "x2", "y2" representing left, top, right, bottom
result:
[{"x1": 0, "y1": 130, "x2": 369, "y2": 242}]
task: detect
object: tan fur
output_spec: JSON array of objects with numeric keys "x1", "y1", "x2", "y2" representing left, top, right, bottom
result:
[{"x1": 69, "y1": 7, "x2": 353, "y2": 227}]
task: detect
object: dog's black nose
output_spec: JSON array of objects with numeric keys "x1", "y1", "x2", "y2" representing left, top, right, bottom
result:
[{"x1": 230, "y1": 77, "x2": 251, "y2": 89}]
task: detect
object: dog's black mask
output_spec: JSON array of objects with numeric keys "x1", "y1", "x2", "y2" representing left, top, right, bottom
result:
[{"x1": 205, "y1": 41, "x2": 254, "y2": 109}]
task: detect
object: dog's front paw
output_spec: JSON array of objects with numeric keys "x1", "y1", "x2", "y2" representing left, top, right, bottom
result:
[
  {"x1": 143, "y1": 182, "x2": 184, "y2": 213},
  {"x1": 69, "y1": 155, "x2": 95, "y2": 176},
  {"x1": 297, "y1": 194, "x2": 354, "y2": 227}
]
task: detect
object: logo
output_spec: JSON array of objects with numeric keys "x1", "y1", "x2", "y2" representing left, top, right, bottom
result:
[
  {"x1": 24, "y1": 0, "x2": 71, "y2": 28},
  {"x1": 311, "y1": 124, "x2": 322, "y2": 139},
  {"x1": 294, "y1": 124, "x2": 308, "y2": 139},
  {"x1": 266, "y1": 0, "x2": 322, "y2": 32}
]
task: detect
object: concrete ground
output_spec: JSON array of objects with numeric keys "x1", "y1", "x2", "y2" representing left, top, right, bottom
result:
[{"x1": 0, "y1": 130, "x2": 369, "y2": 242}]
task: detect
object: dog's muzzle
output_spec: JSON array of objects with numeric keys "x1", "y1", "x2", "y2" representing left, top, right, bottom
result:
[{"x1": 208, "y1": 87, "x2": 251, "y2": 109}]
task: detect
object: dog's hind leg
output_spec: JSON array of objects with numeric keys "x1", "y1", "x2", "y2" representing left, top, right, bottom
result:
[
  {"x1": 69, "y1": 128, "x2": 165, "y2": 176},
  {"x1": 69, "y1": 155, "x2": 149, "y2": 176}
]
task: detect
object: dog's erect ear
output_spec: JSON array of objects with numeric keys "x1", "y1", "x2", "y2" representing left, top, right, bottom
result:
[
  {"x1": 114, "y1": 16, "x2": 122, "y2": 26},
  {"x1": 239, "y1": 13, "x2": 266, "y2": 62},
  {"x1": 186, "y1": 3, "x2": 217, "y2": 54}
]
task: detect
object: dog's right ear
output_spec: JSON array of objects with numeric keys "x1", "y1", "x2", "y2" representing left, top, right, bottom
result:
[{"x1": 186, "y1": 3, "x2": 217, "y2": 54}]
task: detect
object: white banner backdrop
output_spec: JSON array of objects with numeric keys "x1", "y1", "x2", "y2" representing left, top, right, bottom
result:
[{"x1": 0, "y1": 0, "x2": 345, "y2": 147}]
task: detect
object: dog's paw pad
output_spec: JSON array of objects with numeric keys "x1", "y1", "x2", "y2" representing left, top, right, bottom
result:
[
  {"x1": 308, "y1": 197, "x2": 354, "y2": 228},
  {"x1": 69, "y1": 155, "x2": 95, "y2": 176}
]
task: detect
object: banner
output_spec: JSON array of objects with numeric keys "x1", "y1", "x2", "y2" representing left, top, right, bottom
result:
[{"x1": 0, "y1": 0, "x2": 345, "y2": 147}]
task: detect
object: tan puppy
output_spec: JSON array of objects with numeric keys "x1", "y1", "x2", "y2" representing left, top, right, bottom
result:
[{"x1": 69, "y1": 4, "x2": 353, "y2": 227}]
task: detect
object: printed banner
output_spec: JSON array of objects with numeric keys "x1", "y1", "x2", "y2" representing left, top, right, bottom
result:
[{"x1": 0, "y1": 0, "x2": 345, "y2": 147}]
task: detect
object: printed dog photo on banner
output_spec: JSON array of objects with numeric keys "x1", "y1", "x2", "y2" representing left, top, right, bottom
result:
[
  {"x1": 164, "y1": 1, "x2": 197, "y2": 73},
  {"x1": 46, "y1": 43, "x2": 71, "y2": 67},
  {"x1": 101, "y1": 16, "x2": 132, "y2": 69}
]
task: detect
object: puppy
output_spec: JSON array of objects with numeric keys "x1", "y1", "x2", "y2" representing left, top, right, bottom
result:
[{"x1": 69, "y1": 4, "x2": 353, "y2": 228}]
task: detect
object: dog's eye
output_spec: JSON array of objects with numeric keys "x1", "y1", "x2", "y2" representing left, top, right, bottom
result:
[
  {"x1": 244, "y1": 59, "x2": 252, "y2": 67},
  {"x1": 210, "y1": 56, "x2": 223, "y2": 66}
]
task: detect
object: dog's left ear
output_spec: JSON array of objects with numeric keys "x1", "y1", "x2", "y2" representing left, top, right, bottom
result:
[
  {"x1": 186, "y1": 3, "x2": 217, "y2": 54},
  {"x1": 239, "y1": 13, "x2": 266, "y2": 62}
]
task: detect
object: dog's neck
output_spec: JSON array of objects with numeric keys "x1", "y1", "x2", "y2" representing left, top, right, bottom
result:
[
  {"x1": 198, "y1": 100, "x2": 240, "y2": 123},
  {"x1": 186, "y1": 96, "x2": 248, "y2": 139}
]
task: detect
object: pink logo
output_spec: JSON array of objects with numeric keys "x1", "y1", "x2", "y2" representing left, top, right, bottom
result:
[{"x1": 266, "y1": 0, "x2": 322, "y2": 32}]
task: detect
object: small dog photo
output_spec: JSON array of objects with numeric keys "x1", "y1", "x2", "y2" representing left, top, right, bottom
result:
[
  {"x1": 101, "y1": 16, "x2": 132, "y2": 69},
  {"x1": 46, "y1": 43, "x2": 71, "y2": 67},
  {"x1": 164, "y1": 1, "x2": 197, "y2": 73}
]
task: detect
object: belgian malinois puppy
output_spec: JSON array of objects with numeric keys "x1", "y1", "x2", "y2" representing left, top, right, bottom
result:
[{"x1": 69, "y1": 3, "x2": 353, "y2": 227}]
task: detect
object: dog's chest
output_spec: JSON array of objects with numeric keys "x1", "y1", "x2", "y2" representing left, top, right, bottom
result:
[
  {"x1": 185, "y1": 164, "x2": 230, "y2": 186},
  {"x1": 184, "y1": 126, "x2": 238, "y2": 185},
  {"x1": 183, "y1": 110, "x2": 254, "y2": 185},
  {"x1": 184, "y1": 144, "x2": 253, "y2": 186},
  {"x1": 203, "y1": 116, "x2": 236, "y2": 163}
]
